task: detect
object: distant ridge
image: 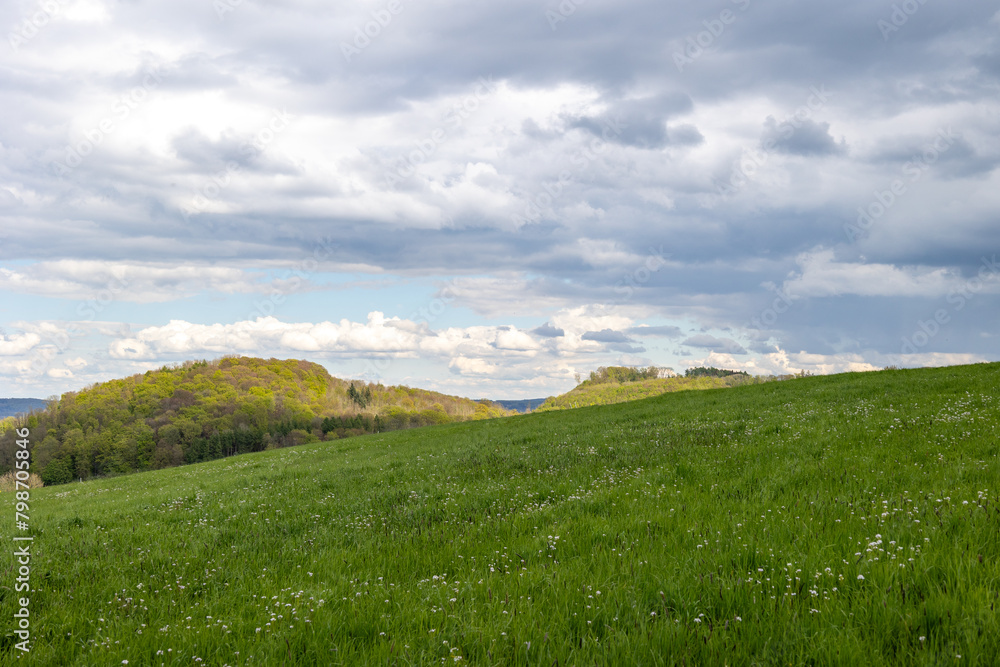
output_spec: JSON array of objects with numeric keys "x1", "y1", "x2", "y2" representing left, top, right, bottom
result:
[
  {"x1": 0, "y1": 398, "x2": 48, "y2": 419},
  {"x1": 490, "y1": 398, "x2": 548, "y2": 413}
]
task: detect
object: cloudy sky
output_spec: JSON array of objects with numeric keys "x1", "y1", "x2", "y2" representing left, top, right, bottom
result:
[{"x1": 1, "y1": 0, "x2": 999, "y2": 400}]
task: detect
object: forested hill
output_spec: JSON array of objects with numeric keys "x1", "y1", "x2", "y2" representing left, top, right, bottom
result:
[{"x1": 0, "y1": 356, "x2": 512, "y2": 485}]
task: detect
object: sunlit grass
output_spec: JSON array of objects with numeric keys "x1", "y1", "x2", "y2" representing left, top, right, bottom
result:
[{"x1": 3, "y1": 363, "x2": 999, "y2": 665}]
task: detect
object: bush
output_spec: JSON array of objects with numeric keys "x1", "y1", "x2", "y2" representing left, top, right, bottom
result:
[
  {"x1": 0, "y1": 471, "x2": 44, "y2": 492},
  {"x1": 586, "y1": 366, "x2": 667, "y2": 385},
  {"x1": 685, "y1": 366, "x2": 749, "y2": 379},
  {"x1": 41, "y1": 457, "x2": 74, "y2": 486}
]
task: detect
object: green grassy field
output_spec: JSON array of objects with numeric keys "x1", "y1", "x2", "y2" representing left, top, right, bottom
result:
[{"x1": 3, "y1": 364, "x2": 999, "y2": 665}]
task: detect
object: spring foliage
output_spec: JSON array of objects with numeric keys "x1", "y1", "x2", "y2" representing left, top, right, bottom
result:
[{"x1": 0, "y1": 356, "x2": 511, "y2": 485}]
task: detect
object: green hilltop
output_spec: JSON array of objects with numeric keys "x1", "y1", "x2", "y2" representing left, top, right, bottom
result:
[
  {"x1": 0, "y1": 356, "x2": 511, "y2": 485},
  {"x1": 5, "y1": 362, "x2": 999, "y2": 664},
  {"x1": 536, "y1": 365, "x2": 771, "y2": 411}
]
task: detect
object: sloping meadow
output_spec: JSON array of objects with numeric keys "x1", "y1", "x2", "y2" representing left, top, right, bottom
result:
[{"x1": 4, "y1": 364, "x2": 999, "y2": 665}]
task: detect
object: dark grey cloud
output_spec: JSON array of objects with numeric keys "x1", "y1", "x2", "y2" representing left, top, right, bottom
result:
[
  {"x1": 582, "y1": 329, "x2": 633, "y2": 344},
  {"x1": 532, "y1": 322, "x2": 565, "y2": 338},
  {"x1": 973, "y1": 49, "x2": 1000, "y2": 79},
  {"x1": 627, "y1": 325, "x2": 683, "y2": 338},
  {"x1": 521, "y1": 118, "x2": 559, "y2": 142},
  {"x1": 863, "y1": 130, "x2": 1000, "y2": 178},
  {"x1": 749, "y1": 293, "x2": 1000, "y2": 360},
  {"x1": 608, "y1": 343, "x2": 646, "y2": 354},
  {"x1": 761, "y1": 117, "x2": 846, "y2": 156},
  {"x1": 567, "y1": 93, "x2": 698, "y2": 149},
  {"x1": 172, "y1": 129, "x2": 255, "y2": 170},
  {"x1": 681, "y1": 334, "x2": 747, "y2": 355}
]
